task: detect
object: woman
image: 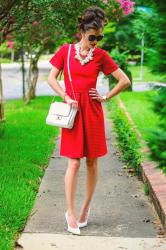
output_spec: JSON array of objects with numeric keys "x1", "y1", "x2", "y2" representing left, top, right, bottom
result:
[{"x1": 48, "y1": 6, "x2": 131, "y2": 235}]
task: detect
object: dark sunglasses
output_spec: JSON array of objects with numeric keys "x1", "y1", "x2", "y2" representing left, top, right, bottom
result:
[{"x1": 88, "y1": 34, "x2": 104, "y2": 42}]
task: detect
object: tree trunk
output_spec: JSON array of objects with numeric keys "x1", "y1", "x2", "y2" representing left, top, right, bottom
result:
[
  {"x1": 0, "y1": 62, "x2": 5, "y2": 122},
  {"x1": 25, "y1": 52, "x2": 40, "y2": 103}
]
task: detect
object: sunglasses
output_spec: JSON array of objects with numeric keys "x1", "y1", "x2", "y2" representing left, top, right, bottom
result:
[{"x1": 88, "y1": 34, "x2": 104, "y2": 42}]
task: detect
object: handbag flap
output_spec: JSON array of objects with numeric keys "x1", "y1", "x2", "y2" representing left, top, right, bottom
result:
[{"x1": 50, "y1": 102, "x2": 71, "y2": 116}]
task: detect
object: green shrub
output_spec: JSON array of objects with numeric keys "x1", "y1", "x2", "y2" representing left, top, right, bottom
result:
[
  {"x1": 144, "y1": 182, "x2": 150, "y2": 196},
  {"x1": 146, "y1": 88, "x2": 166, "y2": 174},
  {"x1": 107, "y1": 97, "x2": 142, "y2": 175}
]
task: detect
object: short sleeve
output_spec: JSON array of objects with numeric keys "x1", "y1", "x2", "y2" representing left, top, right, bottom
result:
[
  {"x1": 49, "y1": 44, "x2": 65, "y2": 70},
  {"x1": 100, "y1": 50, "x2": 119, "y2": 75}
]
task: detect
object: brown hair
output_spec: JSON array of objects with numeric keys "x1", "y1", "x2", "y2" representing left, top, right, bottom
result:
[{"x1": 77, "y1": 6, "x2": 108, "y2": 32}]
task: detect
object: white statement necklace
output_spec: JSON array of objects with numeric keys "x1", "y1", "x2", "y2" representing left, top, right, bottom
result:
[{"x1": 74, "y1": 43, "x2": 95, "y2": 66}]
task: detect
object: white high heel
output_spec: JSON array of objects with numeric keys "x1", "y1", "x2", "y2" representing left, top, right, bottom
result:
[
  {"x1": 65, "y1": 211, "x2": 81, "y2": 235},
  {"x1": 77, "y1": 208, "x2": 91, "y2": 228}
]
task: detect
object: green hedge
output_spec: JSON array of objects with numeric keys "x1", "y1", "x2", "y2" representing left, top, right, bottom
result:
[
  {"x1": 106, "y1": 97, "x2": 142, "y2": 175},
  {"x1": 146, "y1": 88, "x2": 166, "y2": 174}
]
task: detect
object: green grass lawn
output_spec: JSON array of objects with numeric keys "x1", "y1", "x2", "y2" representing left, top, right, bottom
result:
[
  {"x1": 0, "y1": 96, "x2": 60, "y2": 250},
  {"x1": 128, "y1": 65, "x2": 166, "y2": 83},
  {"x1": 119, "y1": 90, "x2": 160, "y2": 142}
]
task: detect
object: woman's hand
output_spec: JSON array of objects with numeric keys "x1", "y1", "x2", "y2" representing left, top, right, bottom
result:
[
  {"x1": 64, "y1": 95, "x2": 78, "y2": 109},
  {"x1": 88, "y1": 88, "x2": 104, "y2": 102}
]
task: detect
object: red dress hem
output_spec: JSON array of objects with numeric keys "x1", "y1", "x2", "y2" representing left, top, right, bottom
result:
[{"x1": 60, "y1": 150, "x2": 108, "y2": 159}]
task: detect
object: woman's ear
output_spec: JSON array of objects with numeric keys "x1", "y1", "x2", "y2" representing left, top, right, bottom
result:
[{"x1": 80, "y1": 30, "x2": 85, "y2": 38}]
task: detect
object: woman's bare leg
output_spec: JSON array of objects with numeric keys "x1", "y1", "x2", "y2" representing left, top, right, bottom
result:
[
  {"x1": 78, "y1": 157, "x2": 98, "y2": 222},
  {"x1": 64, "y1": 157, "x2": 80, "y2": 228}
]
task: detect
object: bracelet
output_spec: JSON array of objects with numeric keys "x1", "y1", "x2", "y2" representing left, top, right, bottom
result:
[{"x1": 102, "y1": 95, "x2": 109, "y2": 102}]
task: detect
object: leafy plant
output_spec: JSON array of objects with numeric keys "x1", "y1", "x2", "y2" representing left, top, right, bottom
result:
[
  {"x1": 146, "y1": 87, "x2": 166, "y2": 174},
  {"x1": 144, "y1": 182, "x2": 149, "y2": 195},
  {"x1": 107, "y1": 97, "x2": 142, "y2": 175}
]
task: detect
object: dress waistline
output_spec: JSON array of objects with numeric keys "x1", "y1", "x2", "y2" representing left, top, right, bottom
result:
[{"x1": 66, "y1": 88, "x2": 95, "y2": 93}]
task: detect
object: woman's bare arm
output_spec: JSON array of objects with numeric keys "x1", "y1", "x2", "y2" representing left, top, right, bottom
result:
[
  {"x1": 48, "y1": 67, "x2": 66, "y2": 98},
  {"x1": 89, "y1": 68, "x2": 131, "y2": 102},
  {"x1": 105, "y1": 68, "x2": 131, "y2": 100},
  {"x1": 47, "y1": 67, "x2": 78, "y2": 108}
]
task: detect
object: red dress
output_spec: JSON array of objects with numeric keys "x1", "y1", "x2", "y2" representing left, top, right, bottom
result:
[{"x1": 49, "y1": 43, "x2": 119, "y2": 158}]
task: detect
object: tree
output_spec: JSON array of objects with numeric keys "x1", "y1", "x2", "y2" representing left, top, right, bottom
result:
[
  {"x1": 14, "y1": 0, "x2": 125, "y2": 103},
  {"x1": 0, "y1": 0, "x2": 126, "y2": 117},
  {"x1": 14, "y1": 0, "x2": 106, "y2": 102},
  {"x1": 133, "y1": 0, "x2": 166, "y2": 77},
  {"x1": 0, "y1": 0, "x2": 30, "y2": 121},
  {"x1": 146, "y1": 0, "x2": 166, "y2": 76},
  {"x1": 147, "y1": 88, "x2": 166, "y2": 174}
]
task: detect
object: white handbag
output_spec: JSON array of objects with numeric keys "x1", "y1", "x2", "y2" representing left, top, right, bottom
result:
[{"x1": 46, "y1": 44, "x2": 78, "y2": 129}]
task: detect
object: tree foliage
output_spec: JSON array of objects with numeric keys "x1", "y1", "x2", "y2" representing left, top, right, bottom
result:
[
  {"x1": 146, "y1": 0, "x2": 166, "y2": 74},
  {"x1": 147, "y1": 88, "x2": 166, "y2": 174},
  {"x1": 0, "y1": 0, "x2": 31, "y2": 44}
]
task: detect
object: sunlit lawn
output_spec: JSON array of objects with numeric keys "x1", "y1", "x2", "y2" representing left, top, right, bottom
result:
[
  {"x1": 119, "y1": 90, "x2": 160, "y2": 142},
  {"x1": 128, "y1": 65, "x2": 166, "y2": 83},
  {"x1": 0, "y1": 96, "x2": 59, "y2": 250}
]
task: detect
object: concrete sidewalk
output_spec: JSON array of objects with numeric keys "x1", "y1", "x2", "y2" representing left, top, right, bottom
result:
[{"x1": 16, "y1": 106, "x2": 166, "y2": 249}]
